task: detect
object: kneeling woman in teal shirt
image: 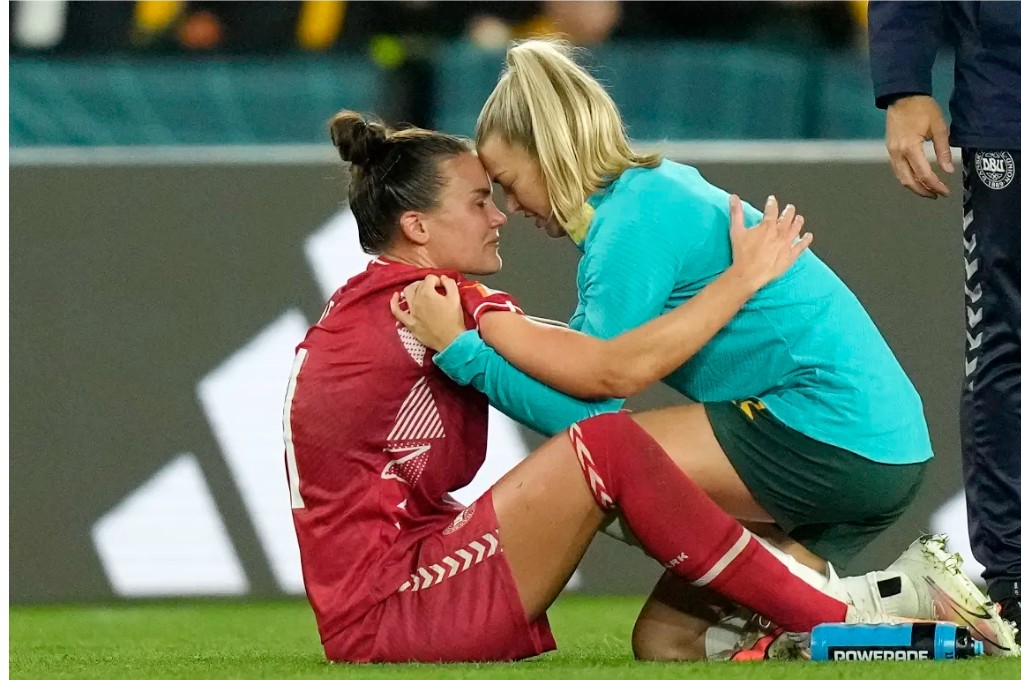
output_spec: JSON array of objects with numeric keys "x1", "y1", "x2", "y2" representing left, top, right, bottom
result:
[{"x1": 394, "y1": 39, "x2": 934, "y2": 656}]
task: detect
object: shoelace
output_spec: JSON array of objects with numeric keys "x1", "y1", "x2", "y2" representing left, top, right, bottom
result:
[{"x1": 940, "y1": 551, "x2": 965, "y2": 573}]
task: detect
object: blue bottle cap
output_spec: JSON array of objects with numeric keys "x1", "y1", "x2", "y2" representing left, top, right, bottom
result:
[{"x1": 975, "y1": 640, "x2": 984, "y2": 656}]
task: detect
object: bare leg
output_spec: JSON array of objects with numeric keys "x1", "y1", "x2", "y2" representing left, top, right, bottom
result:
[
  {"x1": 628, "y1": 406, "x2": 830, "y2": 575},
  {"x1": 632, "y1": 571, "x2": 730, "y2": 661},
  {"x1": 626, "y1": 406, "x2": 829, "y2": 657},
  {"x1": 490, "y1": 431, "x2": 605, "y2": 619}
]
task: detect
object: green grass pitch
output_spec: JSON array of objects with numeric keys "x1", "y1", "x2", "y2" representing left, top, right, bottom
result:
[{"x1": 10, "y1": 596, "x2": 1014, "y2": 679}]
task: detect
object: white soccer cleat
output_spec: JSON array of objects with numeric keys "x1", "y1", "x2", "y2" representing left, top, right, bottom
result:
[{"x1": 884, "y1": 534, "x2": 1020, "y2": 656}]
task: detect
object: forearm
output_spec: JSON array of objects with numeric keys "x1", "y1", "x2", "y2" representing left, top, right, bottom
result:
[
  {"x1": 434, "y1": 330, "x2": 623, "y2": 436},
  {"x1": 479, "y1": 315, "x2": 617, "y2": 400},
  {"x1": 601, "y1": 266, "x2": 759, "y2": 396},
  {"x1": 480, "y1": 266, "x2": 758, "y2": 400}
]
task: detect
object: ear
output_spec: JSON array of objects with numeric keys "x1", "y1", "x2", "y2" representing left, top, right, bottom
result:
[{"x1": 398, "y1": 211, "x2": 429, "y2": 246}]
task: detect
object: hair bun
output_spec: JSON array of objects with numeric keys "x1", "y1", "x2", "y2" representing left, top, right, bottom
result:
[{"x1": 329, "y1": 110, "x2": 389, "y2": 167}]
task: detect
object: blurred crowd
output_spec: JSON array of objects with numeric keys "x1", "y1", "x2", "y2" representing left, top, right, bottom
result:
[{"x1": 11, "y1": 1, "x2": 869, "y2": 58}]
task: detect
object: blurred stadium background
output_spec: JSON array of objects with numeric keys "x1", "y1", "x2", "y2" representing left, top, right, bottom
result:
[{"x1": 10, "y1": 0, "x2": 975, "y2": 619}]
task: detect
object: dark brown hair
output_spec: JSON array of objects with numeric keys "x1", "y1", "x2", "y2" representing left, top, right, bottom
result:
[{"x1": 329, "y1": 110, "x2": 472, "y2": 254}]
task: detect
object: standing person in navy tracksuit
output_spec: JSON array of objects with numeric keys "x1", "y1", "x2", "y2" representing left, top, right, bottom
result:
[{"x1": 869, "y1": 1, "x2": 1021, "y2": 641}]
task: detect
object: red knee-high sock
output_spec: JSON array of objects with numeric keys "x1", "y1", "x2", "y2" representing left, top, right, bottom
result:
[{"x1": 568, "y1": 413, "x2": 847, "y2": 633}]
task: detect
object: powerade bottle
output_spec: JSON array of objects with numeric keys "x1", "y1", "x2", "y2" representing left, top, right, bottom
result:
[{"x1": 810, "y1": 623, "x2": 984, "y2": 661}]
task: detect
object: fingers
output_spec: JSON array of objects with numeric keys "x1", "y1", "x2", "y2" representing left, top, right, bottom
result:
[
  {"x1": 889, "y1": 153, "x2": 936, "y2": 199},
  {"x1": 790, "y1": 231, "x2": 814, "y2": 260},
  {"x1": 777, "y1": 202, "x2": 795, "y2": 231},
  {"x1": 904, "y1": 146, "x2": 950, "y2": 198},
  {"x1": 728, "y1": 194, "x2": 745, "y2": 239},
  {"x1": 774, "y1": 205, "x2": 807, "y2": 253},
  {"x1": 934, "y1": 124, "x2": 954, "y2": 174},
  {"x1": 762, "y1": 194, "x2": 778, "y2": 224},
  {"x1": 402, "y1": 281, "x2": 422, "y2": 304},
  {"x1": 440, "y1": 275, "x2": 459, "y2": 298},
  {"x1": 390, "y1": 292, "x2": 413, "y2": 326},
  {"x1": 794, "y1": 214, "x2": 805, "y2": 234},
  {"x1": 402, "y1": 274, "x2": 448, "y2": 307},
  {"x1": 785, "y1": 214, "x2": 805, "y2": 243}
]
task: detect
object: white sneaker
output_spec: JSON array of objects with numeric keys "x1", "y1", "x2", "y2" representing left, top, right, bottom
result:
[{"x1": 884, "y1": 534, "x2": 1020, "y2": 656}]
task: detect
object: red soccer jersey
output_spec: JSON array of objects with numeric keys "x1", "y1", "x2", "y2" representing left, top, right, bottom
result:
[{"x1": 283, "y1": 256, "x2": 524, "y2": 645}]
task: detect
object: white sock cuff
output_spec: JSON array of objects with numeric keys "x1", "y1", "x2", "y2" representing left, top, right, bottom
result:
[{"x1": 750, "y1": 533, "x2": 833, "y2": 592}]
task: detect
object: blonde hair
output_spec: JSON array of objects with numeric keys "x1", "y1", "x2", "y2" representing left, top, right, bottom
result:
[{"x1": 477, "y1": 39, "x2": 661, "y2": 227}]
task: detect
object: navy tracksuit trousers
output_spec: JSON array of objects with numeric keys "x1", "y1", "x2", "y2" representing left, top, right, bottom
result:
[{"x1": 961, "y1": 149, "x2": 1021, "y2": 603}]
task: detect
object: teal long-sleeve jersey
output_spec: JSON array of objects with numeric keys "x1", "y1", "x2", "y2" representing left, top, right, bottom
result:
[{"x1": 436, "y1": 160, "x2": 932, "y2": 465}]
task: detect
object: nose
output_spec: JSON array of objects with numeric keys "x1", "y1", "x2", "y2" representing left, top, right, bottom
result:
[
  {"x1": 505, "y1": 195, "x2": 520, "y2": 213},
  {"x1": 491, "y1": 206, "x2": 507, "y2": 228}
]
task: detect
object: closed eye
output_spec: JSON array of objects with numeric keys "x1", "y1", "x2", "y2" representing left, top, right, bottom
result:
[{"x1": 471, "y1": 187, "x2": 492, "y2": 204}]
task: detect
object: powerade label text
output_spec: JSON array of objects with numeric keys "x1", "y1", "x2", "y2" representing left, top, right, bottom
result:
[{"x1": 830, "y1": 647, "x2": 931, "y2": 661}]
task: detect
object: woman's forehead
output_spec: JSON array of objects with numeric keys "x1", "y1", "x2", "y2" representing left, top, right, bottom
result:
[
  {"x1": 443, "y1": 153, "x2": 489, "y2": 187},
  {"x1": 478, "y1": 138, "x2": 529, "y2": 174}
]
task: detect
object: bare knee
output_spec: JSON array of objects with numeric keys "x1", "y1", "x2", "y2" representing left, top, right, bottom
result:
[{"x1": 631, "y1": 613, "x2": 705, "y2": 661}]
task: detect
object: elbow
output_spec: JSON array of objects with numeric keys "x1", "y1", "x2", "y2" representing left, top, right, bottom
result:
[
  {"x1": 593, "y1": 365, "x2": 647, "y2": 400},
  {"x1": 589, "y1": 344, "x2": 656, "y2": 398}
]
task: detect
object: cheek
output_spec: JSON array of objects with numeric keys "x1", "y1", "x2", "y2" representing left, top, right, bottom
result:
[{"x1": 526, "y1": 180, "x2": 551, "y2": 215}]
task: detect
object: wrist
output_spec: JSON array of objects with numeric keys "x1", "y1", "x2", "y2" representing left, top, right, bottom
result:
[
  {"x1": 888, "y1": 94, "x2": 936, "y2": 113},
  {"x1": 720, "y1": 265, "x2": 765, "y2": 299},
  {"x1": 435, "y1": 326, "x2": 467, "y2": 352},
  {"x1": 881, "y1": 93, "x2": 930, "y2": 110}
]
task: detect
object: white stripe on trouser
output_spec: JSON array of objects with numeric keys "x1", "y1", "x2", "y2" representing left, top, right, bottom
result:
[
  {"x1": 691, "y1": 528, "x2": 752, "y2": 587},
  {"x1": 963, "y1": 172, "x2": 983, "y2": 391}
]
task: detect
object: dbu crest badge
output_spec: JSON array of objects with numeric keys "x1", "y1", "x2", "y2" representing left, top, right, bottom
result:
[
  {"x1": 443, "y1": 503, "x2": 476, "y2": 535},
  {"x1": 975, "y1": 151, "x2": 1015, "y2": 190}
]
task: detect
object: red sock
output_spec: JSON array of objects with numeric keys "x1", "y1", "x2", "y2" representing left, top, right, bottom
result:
[{"x1": 568, "y1": 413, "x2": 847, "y2": 633}]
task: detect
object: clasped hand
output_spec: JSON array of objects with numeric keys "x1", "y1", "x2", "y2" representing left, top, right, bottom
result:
[{"x1": 390, "y1": 274, "x2": 466, "y2": 352}]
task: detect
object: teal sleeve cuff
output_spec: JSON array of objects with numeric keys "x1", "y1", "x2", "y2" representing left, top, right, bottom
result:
[
  {"x1": 431, "y1": 327, "x2": 623, "y2": 436},
  {"x1": 433, "y1": 330, "x2": 485, "y2": 386}
]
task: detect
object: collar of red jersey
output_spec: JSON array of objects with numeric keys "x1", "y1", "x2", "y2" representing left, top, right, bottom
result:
[{"x1": 369, "y1": 256, "x2": 400, "y2": 268}]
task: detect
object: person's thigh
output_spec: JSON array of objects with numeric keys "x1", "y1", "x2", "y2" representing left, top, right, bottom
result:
[
  {"x1": 490, "y1": 432, "x2": 605, "y2": 620},
  {"x1": 628, "y1": 404, "x2": 773, "y2": 522},
  {"x1": 483, "y1": 405, "x2": 776, "y2": 624}
]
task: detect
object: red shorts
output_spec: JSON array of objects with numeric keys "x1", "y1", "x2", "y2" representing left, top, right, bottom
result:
[{"x1": 323, "y1": 489, "x2": 557, "y2": 663}]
